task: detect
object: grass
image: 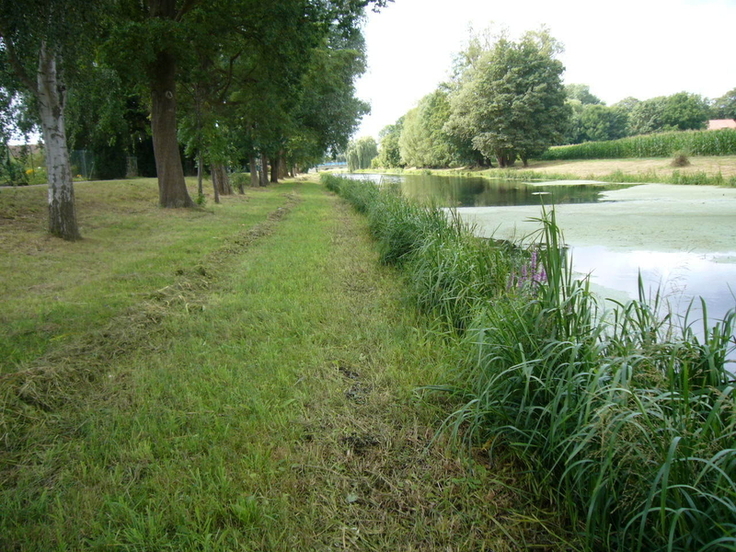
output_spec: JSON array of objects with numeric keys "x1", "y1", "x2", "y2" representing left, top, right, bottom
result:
[
  {"x1": 360, "y1": 155, "x2": 736, "y2": 186},
  {"x1": 325, "y1": 174, "x2": 736, "y2": 551},
  {"x1": 0, "y1": 177, "x2": 578, "y2": 550}
]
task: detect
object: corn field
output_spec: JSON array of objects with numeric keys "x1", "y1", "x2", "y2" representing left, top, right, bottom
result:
[{"x1": 543, "y1": 129, "x2": 736, "y2": 160}]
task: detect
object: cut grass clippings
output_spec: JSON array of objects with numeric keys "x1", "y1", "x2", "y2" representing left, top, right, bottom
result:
[{"x1": 0, "y1": 178, "x2": 578, "y2": 550}]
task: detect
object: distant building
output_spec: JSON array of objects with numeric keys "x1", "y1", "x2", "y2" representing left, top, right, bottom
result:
[{"x1": 708, "y1": 119, "x2": 736, "y2": 130}]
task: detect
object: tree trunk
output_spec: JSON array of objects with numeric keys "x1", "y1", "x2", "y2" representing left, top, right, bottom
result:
[
  {"x1": 259, "y1": 154, "x2": 269, "y2": 186},
  {"x1": 278, "y1": 151, "x2": 288, "y2": 180},
  {"x1": 150, "y1": 49, "x2": 193, "y2": 208},
  {"x1": 249, "y1": 155, "x2": 259, "y2": 187},
  {"x1": 37, "y1": 43, "x2": 80, "y2": 241},
  {"x1": 270, "y1": 154, "x2": 279, "y2": 183},
  {"x1": 197, "y1": 149, "x2": 204, "y2": 198},
  {"x1": 209, "y1": 165, "x2": 221, "y2": 204},
  {"x1": 212, "y1": 163, "x2": 232, "y2": 195}
]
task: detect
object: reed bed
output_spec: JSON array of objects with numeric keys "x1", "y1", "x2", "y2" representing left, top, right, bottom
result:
[
  {"x1": 542, "y1": 129, "x2": 736, "y2": 161},
  {"x1": 323, "y1": 173, "x2": 736, "y2": 551}
]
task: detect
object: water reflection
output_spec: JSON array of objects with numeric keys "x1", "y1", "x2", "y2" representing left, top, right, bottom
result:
[
  {"x1": 574, "y1": 247, "x2": 736, "y2": 327},
  {"x1": 342, "y1": 173, "x2": 628, "y2": 207}
]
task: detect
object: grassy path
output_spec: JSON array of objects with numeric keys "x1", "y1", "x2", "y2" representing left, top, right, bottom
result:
[{"x1": 1, "y1": 180, "x2": 573, "y2": 550}]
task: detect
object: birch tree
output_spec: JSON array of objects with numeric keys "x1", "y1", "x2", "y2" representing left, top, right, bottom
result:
[{"x1": 0, "y1": 0, "x2": 98, "y2": 240}]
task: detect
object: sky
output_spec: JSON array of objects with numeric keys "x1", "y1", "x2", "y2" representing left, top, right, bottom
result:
[{"x1": 354, "y1": 0, "x2": 736, "y2": 139}]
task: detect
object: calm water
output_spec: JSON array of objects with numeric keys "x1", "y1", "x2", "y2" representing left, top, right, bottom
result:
[
  {"x1": 345, "y1": 173, "x2": 736, "y2": 347},
  {"x1": 346, "y1": 173, "x2": 629, "y2": 207}
]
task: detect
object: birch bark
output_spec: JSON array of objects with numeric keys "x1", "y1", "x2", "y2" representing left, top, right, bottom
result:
[{"x1": 36, "y1": 42, "x2": 81, "y2": 241}]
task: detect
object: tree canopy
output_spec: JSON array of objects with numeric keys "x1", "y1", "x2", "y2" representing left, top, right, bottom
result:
[
  {"x1": 0, "y1": 0, "x2": 388, "y2": 237},
  {"x1": 445, "y1": 29, "x2": 570, "y2": 167}
]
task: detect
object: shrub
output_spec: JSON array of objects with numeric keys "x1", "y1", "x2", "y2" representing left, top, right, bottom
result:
[{"x1": 671, "y1": 151, "x2": 691, "y2": 167}]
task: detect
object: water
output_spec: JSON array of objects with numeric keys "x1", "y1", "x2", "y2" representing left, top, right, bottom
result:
[
  {"x1": 344, "y1": 173, "x2": 736, "y2": 351},
  {"x1": 574, "y1": 246, "x2": 736, "y2": 328},
  {"x1": 343, "y1": 173, "x2": 630, "y2": 207}
]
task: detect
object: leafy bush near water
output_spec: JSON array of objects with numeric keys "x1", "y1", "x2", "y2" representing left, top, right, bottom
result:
[
  {"x1": 542, "y1": 128, "x2": 736, "y2": 160},
  {"x1": 323, "y1": 173, "x2": 736, "y2": 551}
]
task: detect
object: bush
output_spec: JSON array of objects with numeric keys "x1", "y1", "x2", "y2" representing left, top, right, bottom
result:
[{"x1": 671, "y1": 150, "x2": 691, "y2": 167}]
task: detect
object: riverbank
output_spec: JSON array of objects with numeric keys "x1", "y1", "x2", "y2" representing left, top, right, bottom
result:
[
  {"x1": 323, "y1": 173, "x2": 736, "y2": 551},
  {"x1": 0, "y1": 178, "x2": 576, "y2": 550},
  {"x1": 354, "y1": 155, "x2": 736, "y2": 186}
]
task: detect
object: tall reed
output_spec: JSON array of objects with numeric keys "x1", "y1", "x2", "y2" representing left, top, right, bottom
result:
[{"x1": 323, "y1": 174, "x2": 736, "y2": 550}]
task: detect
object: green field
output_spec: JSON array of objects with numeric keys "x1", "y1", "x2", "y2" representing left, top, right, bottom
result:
[{"x1": 0, "y1": 178, "x2": 575, "y2": 551}]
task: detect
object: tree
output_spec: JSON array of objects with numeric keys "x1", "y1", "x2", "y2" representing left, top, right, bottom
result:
[
  {"x1": 711, "y1": 88, "x2": 736, "y2": 119},
  {"x1": 375, "y1": 118, "x2": 403, "y2": 168},
  {"x1": 660, "y1": 92, "x2": 710, "y2": 130},
  {"x1": 446, "y1": 28, "x2": 570, "y2": 167},
  {"x1": 106, "y1": 0, "x2": 391, "y2": 204},
  {"x1": 286, "y1": 25, "x2": 371, "y2": 172},
  {"x1": 398, "y1": 89, "x2": 457, "y2": 168},
  {"x1": 0, "y1": 0, "x2": 102, "y2": 240},
  {"x1": 346, "y1": 136, "x2": 377, "y2": 171},
  {"x1": 628, "y1": 92, "x2": 710, "y2": 135},
  {"x1": 578, "y1": 104, "x2": 629, "y2": 142},
  {"x1": 565, "y1": 83, "x2": 603, "y2": 105},
  {"x1": 65, "y1": 62, "x2": 133, "y2": 180}
]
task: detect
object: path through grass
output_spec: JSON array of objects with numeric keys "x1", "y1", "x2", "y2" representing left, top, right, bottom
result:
[{"x1": 1, "y1": 179, "x2": 576, "y2": 550}]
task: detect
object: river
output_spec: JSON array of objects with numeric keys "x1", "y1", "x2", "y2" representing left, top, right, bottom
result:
[{"x1": 346, "y1": 173, "x2": 736, "y2": 336}]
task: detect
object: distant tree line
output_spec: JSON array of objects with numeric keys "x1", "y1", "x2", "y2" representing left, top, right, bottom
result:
[
  {"x1": 0, "y1": 0, "x2": 391, "y2": 240},
  {"x1": 371, "y1": 26, "x2": 736, "y2": 170}
]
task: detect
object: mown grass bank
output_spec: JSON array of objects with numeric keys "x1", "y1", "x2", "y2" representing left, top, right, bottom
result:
[
  {"x1": 323, "y1": 173, "x2": 736, "y2": 551},
  {"x1": 1, "y1": 178, "x2": 576, "y2": 550}
]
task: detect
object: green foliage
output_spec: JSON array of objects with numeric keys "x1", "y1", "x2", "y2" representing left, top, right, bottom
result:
[
  {"x1": 0, "y1": 145, "x2": 28, "y2": 186},
  {"x1": 398, "y1": 89, "x2": 457, "y2": 168},
  {"x1": 374, "y1": 118, "x2": 403, "y2": 168},
  {"x1": 346, "y1": 136, "x2": 378, "y2": 171},
  {"x1": 326, "y1": 174, "x2": 736, "y2": 550},
  {"x1": 628, "y1": 92, "x2": 710, "y2": 135},
  {"x1": 566, "y1": 103, "x2": 629, "y2": 144},
  {"x1": 711, "y1": 87, "x2": 736, "y2": 120},
  {"x1": 445, "y1": 28, "x2": 570, "y2": 167},
  {"x1": 543, "y1": 128, "x2": 736, "y2": 160},
  {"x1": 565, "y1": 83, "x2": 603, "y2": 105}
]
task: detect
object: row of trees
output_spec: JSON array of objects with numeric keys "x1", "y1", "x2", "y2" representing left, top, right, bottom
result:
[
  {"x1": 564, "y1": 86, "x2": 735, "y2": 144},
  {"x1": 371, "y1": 27, "x2": 736, "y2": 170},
  {"x1": 0, "y1": 0, "x2": 390, "y2": 240}
]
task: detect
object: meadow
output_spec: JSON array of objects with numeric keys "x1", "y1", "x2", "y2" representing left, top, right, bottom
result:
[{"x1": 0, "y1": 178, "x2": 579, "y2": 550}]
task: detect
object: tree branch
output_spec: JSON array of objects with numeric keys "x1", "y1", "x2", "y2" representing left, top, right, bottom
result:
[
  {"x1": 175, "y1": 0, "x2": 203, "y2": 21},
  {"x1": 0, "y1": 32, "x2": 39, "y2": 96}
]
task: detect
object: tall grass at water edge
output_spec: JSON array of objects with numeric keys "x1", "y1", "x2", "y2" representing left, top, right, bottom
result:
[{"x1": 323, "y1": 173, "x2": 736, "y2": 551}]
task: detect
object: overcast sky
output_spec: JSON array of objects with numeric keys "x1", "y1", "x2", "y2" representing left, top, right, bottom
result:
[{"x1": 354, "y1": 0, "x2": 736, "y2": 139}]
